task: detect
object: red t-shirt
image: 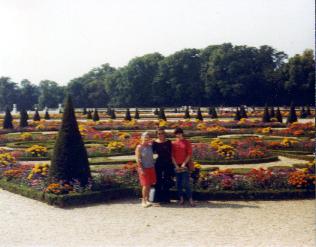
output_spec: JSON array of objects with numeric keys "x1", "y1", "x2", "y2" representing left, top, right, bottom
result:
[{"x1": 172, "y1": 139, "x2": 192, "y2": 165}]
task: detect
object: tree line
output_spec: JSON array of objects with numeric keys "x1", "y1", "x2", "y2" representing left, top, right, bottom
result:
[{"x1": 0, "y1": 43, "x2": 314, "y2": 110}]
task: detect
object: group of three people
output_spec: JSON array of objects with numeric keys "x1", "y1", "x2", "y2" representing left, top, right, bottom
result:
[{"x1": 135, "y1": 127, "x2": 195, "y2": 208}]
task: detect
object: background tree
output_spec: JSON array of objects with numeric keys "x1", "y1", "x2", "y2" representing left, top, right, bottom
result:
[
  {"x1": 18, "y1": 79, "x2": 39, "y2": 110},
  {"x1": 38, "y1": 80, "x2": 65, "y2": 109},
  {"x1": 0, "y1": 77, "x2": 18, "y2": 110},
  {"x1": 158, "y1": 107, "x2": 166, "y2": 121},
  {"x1": 49, "y1": 96, "x2": 91, "y2": 185}
]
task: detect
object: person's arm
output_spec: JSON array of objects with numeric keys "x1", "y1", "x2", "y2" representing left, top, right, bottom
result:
[
  {"x1": 181, "y1": 140, "x2": 192, "y2": 167},
  {"x1": 171, "y1": 142, "x2": 180, "y2": 169},
  {"x1": 135, "y1": 145, "x2": 144, "y2": 173}
]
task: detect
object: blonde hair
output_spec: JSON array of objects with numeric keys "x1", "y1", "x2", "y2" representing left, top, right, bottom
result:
[{"x1": 141, "y1": 132, "x2": 150, "y2": 140}]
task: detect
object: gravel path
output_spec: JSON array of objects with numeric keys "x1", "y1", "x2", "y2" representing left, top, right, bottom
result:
[{"x1": 0, "y1": 189, "x2": 315, "y2": 247}]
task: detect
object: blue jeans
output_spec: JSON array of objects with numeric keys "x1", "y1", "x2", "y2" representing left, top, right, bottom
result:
[{"x1": 176, "y1": 171, "x2": 192, "y2": 199}]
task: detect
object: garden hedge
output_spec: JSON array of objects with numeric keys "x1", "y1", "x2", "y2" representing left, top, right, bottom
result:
[{"x1": 0, "y1": 179, "x2": 314, "y2": 208}]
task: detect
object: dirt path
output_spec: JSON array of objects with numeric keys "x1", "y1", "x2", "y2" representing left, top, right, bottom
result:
[{"x1": 0, "y1": 189, "x2": 314, "y2": 247}]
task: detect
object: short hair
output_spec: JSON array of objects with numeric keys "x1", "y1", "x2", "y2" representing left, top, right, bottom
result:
[
  {"x1": 156, "y1": 127, "x2": 165, "y2": 133},
  {"x1": 174, "y1": 127, "x2": 184, "y2": 135},
  {"x1": 141, "y1": 132, "x2": 150, "y2": 140}
]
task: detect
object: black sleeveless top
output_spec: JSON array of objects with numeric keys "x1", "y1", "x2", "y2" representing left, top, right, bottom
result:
[{"x1": 152, "y1": 140, "x2": 173, "y2": 166}]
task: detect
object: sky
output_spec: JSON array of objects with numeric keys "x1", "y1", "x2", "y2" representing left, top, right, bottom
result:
[{"x1": 0, "y1": 0, "x2": 314, "y2": 85}]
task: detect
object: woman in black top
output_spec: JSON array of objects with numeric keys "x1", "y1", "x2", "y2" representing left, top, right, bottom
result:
[{"x1": 152, "y1": 127, "x2": 175, "y2": 203}]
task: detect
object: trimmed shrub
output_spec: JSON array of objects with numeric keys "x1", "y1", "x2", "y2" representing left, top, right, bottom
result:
[
  {"x1": 287, "y1": 103, "x2": 298, "y2": 124},
  {"x1": 134, "y1": 108, "x2": 140, "y2": 119},
  {"x1": 33, "y1": 109, "x2": 41, "y2": 121},
  {"x1": 87, "y1": 110, "x2": 92, "y2": 120},
  {"x1": 19, "y1": 109, "x2": 28, "y2": 128},
  {"x1": 110, "y1": 109, "x2": 116, "y2": 119},
  {"x1": 270, "y1": 107, "x2": 275, "y2": 118},
  {"x1": 154, "y1": 108, "x2": 158, "y2": 115},
  {"x1": 82, "y1": 108, "x2": 87, "y2": 115},
  {"x1": 158, "y1": 107, "x2": 167, "y2": 121},
  {"x1": 276, "y1": 107, "x2": 283, "y2": 123},
  {"x1": 124, "y1": 108, "x2": 132, "y2": 121},
  {"x1": 44, "y1": 110, "x2": 50, "y2": 120},
  {"x1": 209, "y1": 107, "x2": 218, "y2": 119},
  {"x1": 92, "y1": 109, "x2": 100, "y2": 122},
  {"x1": 49, "y1": 96, "x2": 91, "y2": 185},
  {"x1": 3, "y1": 107, "x2": 13, "y2": 129},
  {"x1": 306, "y1": 106, "x2": 311, "y2": 116},
  {"x1": 184, "y1": 107, "x2": 191, "y2": 119},
  {"x1": 300, "y1": 106, "x2": 307, "y2": 118},
  {"x1": 262, "y1": 105, "x2": 270, "y2": 123},
  {"x1": 196, "y1": 107, "x2": 203, "y2": 121},
  {"x1": 240, "y1": 106, "x2": 248, "y2": 118},
  {"x1": 234, "y1": 108, "x2": 241, "y2": 121}
]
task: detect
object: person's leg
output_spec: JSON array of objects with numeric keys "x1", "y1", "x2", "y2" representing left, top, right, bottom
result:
[
  {"x1": 176, "y1": 172, "x2": 184, "y2": 203},
  {"x1": 141, "y1": 186, "x2": 147, "y2": 205},
  {"x1": 154, "y1": 165, "x2": 163, "y2": 202},
  {"x1": 183, "y1": 172, "x2": 193, "y2": 204}
]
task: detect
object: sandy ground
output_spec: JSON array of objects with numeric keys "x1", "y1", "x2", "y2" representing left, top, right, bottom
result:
[{"x1": 0, "y1": 189, "x2": 315, "y2": 247}]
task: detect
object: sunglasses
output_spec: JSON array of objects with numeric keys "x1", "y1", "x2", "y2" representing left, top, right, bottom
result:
[{"x1": 158, "y1": 132, "x2": 165, "y2": 135}]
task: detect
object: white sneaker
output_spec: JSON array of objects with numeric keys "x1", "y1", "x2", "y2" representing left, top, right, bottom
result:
[
  {"x1": 146, "y1": 201, "x2": 152, "y2": 207},
  {"x1": 142, "y1": 201, "x2": 149, "y2": 208}
]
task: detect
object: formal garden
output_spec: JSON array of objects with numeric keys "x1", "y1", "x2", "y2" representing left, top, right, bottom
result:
[{"x1": 0, "y1": 97, "x2": 314, "y2": 208}]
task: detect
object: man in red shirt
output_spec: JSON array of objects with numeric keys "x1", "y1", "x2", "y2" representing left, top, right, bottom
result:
[{"x1": 172, "y1": 127, "x2": 195, "y2": 206}]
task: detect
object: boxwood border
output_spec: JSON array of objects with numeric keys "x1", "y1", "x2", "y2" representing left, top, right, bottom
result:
[{"x1": 0, "y1": 179, "x2": 314, "y2": 208}]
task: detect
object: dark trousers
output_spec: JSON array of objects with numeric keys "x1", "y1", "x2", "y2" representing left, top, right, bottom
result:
[
  {"x1": 154, "y1": 164, "x2": 174, "y2": 203},
  {"x1": 176, "y1": 171, "x2": 192, "y2": 199}
]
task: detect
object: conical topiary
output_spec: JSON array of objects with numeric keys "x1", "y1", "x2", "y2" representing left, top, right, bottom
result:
[
  {"x1": 158, "y1": 107, "x2": 166, "y2": 121},
  {"x1": 134, "y1": 108, "x2": 140, "y2": 119},
  {"x1": 154, "y1": 108, "x2": 158, "y2": 115},
  {"x1": 240, "y1": 106, "x2": 248, "y2": 118},
  {"x1": 87, "y1": 110, "x2": 92, "y2": 120},
  {"x1": 234, "y1": 108, "x2": 241, "y2": 121},
  {"x1": 196, "y1": 108, "x2": 203, "y2": 121},
  {"x1": 174, "y1": 108, "x2": 178, "y2": 113},
  {"x1": 106, "y1": 107, "x2": 112, "y2": 116},
  {"x1": 300, "y1": 106, "x2": 307, "y2": 118},
  {"x1": 48, "y1": 96, "x2": 91, "y2": 185},
  {"x1": 262, "y1": 105, "x2": 270, "y2": 123},
  {"x1": 276, "y1": 107, "x2": 283, "y2": 123},
  {"x1": 92, "y1": 109, "x2": 100, "y2": 122},
  {"x1": 82, "y1": 107, "x2": 87, "y2": 115},
  {"x1": 184, "y1": 107, "x2": 191, "y2": 119},
  {"x1": 210, "y1": 107, "x2": 218, "y2": 119},
  {"x1": 44, "y1": 110, "x2": 50, "y2": 120},
  {"x1": 306, "y1": 106, "x2": 311, "y2": 116},
  {"x1": 3, "y1": 107, "x2": 13, "y2": 129},
  {"x1": 19, "y1": 109, "x2": 28, "y2": 128},
  {"x1": 33, "y1": 109, "x2": 41, "y2": 121},
  {"x1": 270, "y1": 107, "x2": 275, "y2": 118},
  {"x1": 124, "y1": 108, "x2": 132, "y2": 121},
  {"x1": 110, "y1": 109, "x2": 116, "y2": 119},
  {"x1": 287, "y1": 103, "x2": 298, "y2": 124}
]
